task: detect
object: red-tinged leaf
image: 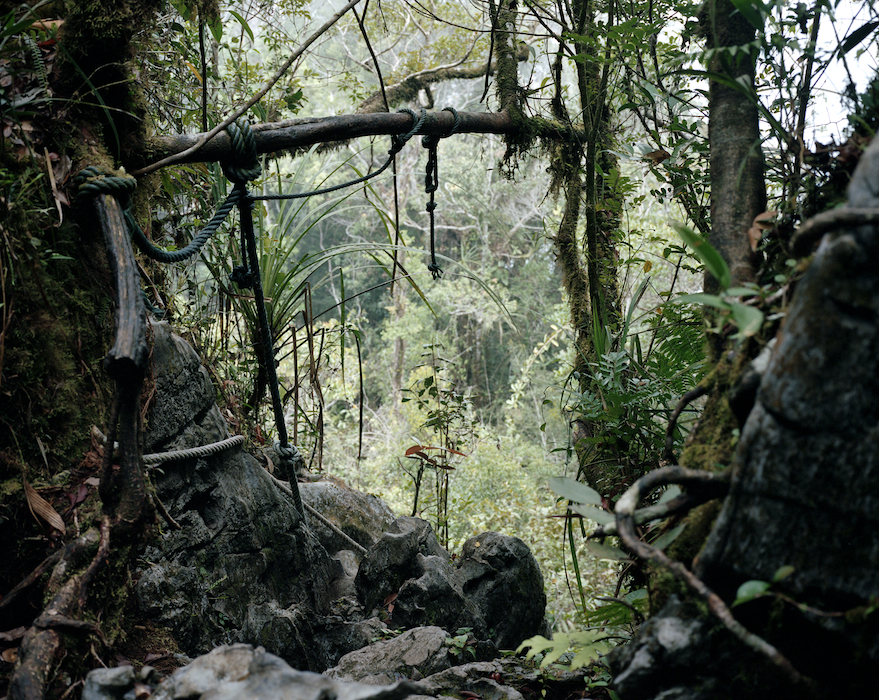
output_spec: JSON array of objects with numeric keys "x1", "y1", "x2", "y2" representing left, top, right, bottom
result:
[
  {"x1": 405, "y1": 445, "x2": 426, "y2": 456},
  {"x1": 460, "y1": 692, "x2": 482, "y2": 700},
  {"x1": 383, "y1": 592, "x2": 398, "y2": 606},
  {"x1": 436, "y1": 463, "x2": 456, "y2": 470}
]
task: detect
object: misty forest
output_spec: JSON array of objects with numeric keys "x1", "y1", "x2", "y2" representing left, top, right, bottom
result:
[{"x1": 2, "y1": 0, "x2": 879, "y2": 698}]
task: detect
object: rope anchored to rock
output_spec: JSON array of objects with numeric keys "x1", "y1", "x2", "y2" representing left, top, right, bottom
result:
[{"x1": 76, "y1": 109, "x2": 459, "y2": 523}]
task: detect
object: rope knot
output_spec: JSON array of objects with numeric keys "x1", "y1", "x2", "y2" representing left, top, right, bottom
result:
[
  {"x1": 221, "y1": 118, "x2": 261, "y2": 184},
  {"x1": 274, "y1": 440, "x2": 304, "y2": 483},
  {"x1": 75, "y1": 166, "x2": 137, "y2": 202}
]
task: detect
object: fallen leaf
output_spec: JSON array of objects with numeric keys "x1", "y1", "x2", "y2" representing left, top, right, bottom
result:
[
  {"x1": 22, "y1": 474, "x2": 66, "y2": 533},
  {"x1": 85, "y1": 477, "x2": 100, "y2": 487},
  {"x1": 1, "y1": 648, "x2": 18, "y2": 664},
  {"x1": 133, "y1": 681, "x2": 153, "y2": 699}
]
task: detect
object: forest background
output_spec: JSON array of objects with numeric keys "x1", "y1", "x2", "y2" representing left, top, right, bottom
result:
[{"x1": 2, "y1": 0, "x2": 879, "y2": 678}]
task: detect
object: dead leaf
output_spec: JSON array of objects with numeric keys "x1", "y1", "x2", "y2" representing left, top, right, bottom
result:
[
  {"x1": 643, "y1": 149, "x2": 671, "y2": 165},
  {"x1": 22, "y1": 474, "x2": 66, "y2": 533},
  {"x1": 44, "y1": 147, "x2": 64, "y2": 225},
  {"x1": 748, "y1": 211, "x2": 778, "y2": 252},
  {"x1": 1, "y1": 648, "x2": 18, "y2": 664},
  {"x1": 85, "y1": 477, "x2": 100, "y2": 487},
  {"x1": 133, "y1": 682, "x2": 153, "y2": 699}
]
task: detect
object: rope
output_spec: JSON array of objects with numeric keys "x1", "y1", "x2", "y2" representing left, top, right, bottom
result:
[
  {"x1": 421, "y1": 107, "x2": 460, "y2": 279},
  {"x1": 91, "y1": 426, "x2": 245, "y2": 465},
  {"x1": 264, "y1": 471, "x2": 369, "y2": 556},
  {"x1": 143, "y1": 435, "x2": 246, "y2": 465},
  {"x1": 75, "y1": 165, "x2": 244, "y2": 265}
]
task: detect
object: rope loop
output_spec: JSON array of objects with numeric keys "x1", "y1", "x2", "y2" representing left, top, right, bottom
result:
[
  {"x1": 391, "y1": 108, "x2": 427, "y2": 157},
  {"x1": 75, "y1": 166, "x2": 137, "y2": 201},
  {"x1": 222, "y1": 118, "x2": 262, "y2": 184}
]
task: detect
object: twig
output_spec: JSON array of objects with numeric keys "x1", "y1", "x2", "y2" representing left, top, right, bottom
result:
[
  {"x1": 590, "y1": 488, "x2": 727, "y2": 538},
  {"x1": 0, "y1": 529, "x2": 99, "y2": 614},
  {"x1": 153, "y1": 492, "x2": 182, "y2": 530},
  {"x1": 615, "y1": 467, "x2": 817, "y2": 695},
  {"x1": 132, "y1": 0, "x2": 364, "y2": 176},
  {"x1": 78, "y1": 516, "x2": 110, "y2": 608},
  {"x1": 663, "y1": 385, "x2": 708, "y2": 463}
]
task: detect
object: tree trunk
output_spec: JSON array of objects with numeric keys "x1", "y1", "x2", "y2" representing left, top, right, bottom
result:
[{"x1": 701, "y1": 0, "x2": 766, "y2": 296}]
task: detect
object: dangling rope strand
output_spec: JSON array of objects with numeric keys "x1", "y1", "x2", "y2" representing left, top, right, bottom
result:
[{"x1": 421, "y1": 107, "x2": 460, "y2": 280}]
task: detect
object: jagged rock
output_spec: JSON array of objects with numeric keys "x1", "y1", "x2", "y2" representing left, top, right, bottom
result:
[
  {"x1": 607, "y1": 597, "x2": 717, "y2": 700},
  {"x1": 355, "y1": 516, "x2": 449, "y2": 613},
  {"x1": 355, "y1": 519, "x2": 546, "y2": 642},
  {"x1": 456, "y1": 532, "x2": 546, "y2": 650},
  {"x1": 420, "y1": 662, "x2": 526, "y2": 700},
  {"x1": 243, "y1": 601, "x2": 386, "y2": 672},
  {"x1": 300, "y1": 476, "x2": 396, "y2": 555},
  {"x1": 82, "y1": 665, "x2": 161, "y2": 700},
  {"x1": 326, "y1": 626, "x2": 455, "y2": 684},
  {"x1": 83, "y1": 644, "x2": 425, "y2": 700},
  {"x1": 134, "y1": 322, "x2": 335, "y2": 660}
]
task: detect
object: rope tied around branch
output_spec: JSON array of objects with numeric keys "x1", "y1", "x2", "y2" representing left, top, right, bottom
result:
[{"x1": 422, "y1": 107, "x2": 460, "y2": 279}]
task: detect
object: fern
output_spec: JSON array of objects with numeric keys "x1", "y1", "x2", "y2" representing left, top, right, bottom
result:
[{"x1": 23, "y1": 33, "x2": 48, "y2": 90}]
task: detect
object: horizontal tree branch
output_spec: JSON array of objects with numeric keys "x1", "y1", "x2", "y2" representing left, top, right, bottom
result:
[
  {"x1": 133, "y1": 111, "x2": 581, "y2": 171},
  {"x1": 356, "y1": 43, "x2": 530, "y2": 114}
]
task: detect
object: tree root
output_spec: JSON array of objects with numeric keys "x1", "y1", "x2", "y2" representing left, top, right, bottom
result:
[{"x1": 615, "y1": 466, "x2": 818, "y2": 697}]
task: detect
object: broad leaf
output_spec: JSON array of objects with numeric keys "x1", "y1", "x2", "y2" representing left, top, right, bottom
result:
[
  {"x1": 549, "y1": 476, "x2": 602, "y2": 506},
  {"x1": 671, "y1": 223, "x2": 731, "y2": 289}
]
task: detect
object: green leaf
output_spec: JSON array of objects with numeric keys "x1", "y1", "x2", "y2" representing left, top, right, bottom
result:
[
  {"x1": 584, "y1": 541, "x2": 630, "y2": 561},
  {"x1": 652, "y1": 523, "x2": 686, "y2": 551},
  {"x1": 207, "y1": 15, "x2": 223, "y2": 42},
  {"x1": 571, "y1": 504, "x2": 615, "y2": 526},
  {"x1": 229, "y1": 10, "x2": 255, "y2": 42},
  {"x1": 733, "y1": 579, "x2": 771, "y2": 607},
  {"x1": 772, "y1": 565, "x2": 795, "y2": 583},
  {"x1": 672, "y1": 293, "x2": 730, "y2": 310},
  {"x1": 657, "y1": 485, "x2": 682, "y2": 505},
  {"x1": 729, "y1": 0, "x2": 766, "y2": 30},
  {"x1": 549, "y1": 476, "x2": 602, "y2": 506},
  {"x1": 729, "y1": 303, "x2": 764, "y2": 338},
  {"x1": 671, "y1": 223, "x2": 731, "y2": 289}
]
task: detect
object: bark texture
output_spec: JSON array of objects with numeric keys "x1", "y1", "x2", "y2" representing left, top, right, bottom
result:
[
  {"x1": 701, "y1": 0, "x2": 766, "y2": 293},
  {"x1": 610, "y1": 136, "x2": 879, "y2": 698}
]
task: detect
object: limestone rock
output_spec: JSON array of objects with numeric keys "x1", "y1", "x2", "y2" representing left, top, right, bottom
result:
[
  {"x1": 355, "y1": 516, "x2": 450, "y2": 613},
  {"x1": 326, "y1": 626, "x2": 454, "y2": 684},
  {"x1": 300, "y1": 477, "x2": 396, "y2": 555},
  {"x1": 456, "y1": 532, "x2": 546, "y2": 650},
  {"x1": 135, "y1": 322, "x2": 335, "y2": 660},
  {"x1": 83, "y1": 644, "x2": 424, "y2": 700}
]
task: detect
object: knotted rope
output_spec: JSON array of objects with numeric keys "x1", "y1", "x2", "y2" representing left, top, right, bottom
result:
[{"x1": 422, "y1": 107, "x2": 460, "y2": 279}]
